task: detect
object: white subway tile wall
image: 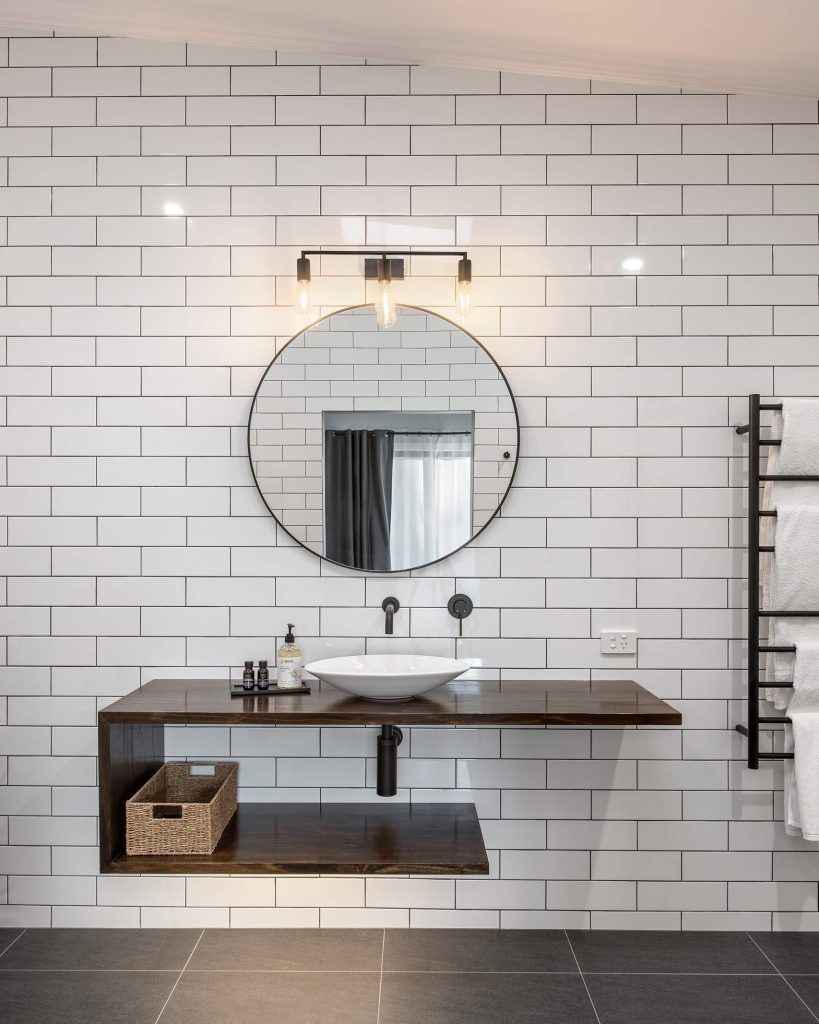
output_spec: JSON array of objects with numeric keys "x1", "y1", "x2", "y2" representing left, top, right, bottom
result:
[{"x1": 0, "y1": 28, "x2": 817, "y2": 931}]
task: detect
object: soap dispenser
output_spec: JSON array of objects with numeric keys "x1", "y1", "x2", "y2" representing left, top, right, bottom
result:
[{"x1": 277, "y1": 624, "x2": 303, "y2": 690}]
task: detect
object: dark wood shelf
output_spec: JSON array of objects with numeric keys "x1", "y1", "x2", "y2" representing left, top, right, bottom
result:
[
  {"x1": 98, "y1": 677, "x2": 680, "y2": 876},
  {"x1": 108, "y1": 802, "x2": 488, "y2": 875},
  {"x1": 101, "y1": 677, "x2": 681, "y2": 726}
]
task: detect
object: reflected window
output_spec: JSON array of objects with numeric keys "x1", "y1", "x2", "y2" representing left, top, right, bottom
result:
[
  {"x1": 323, "y1": 411, "x2": 473, "y2": 572},
  {"x1": 390, "y1": 431, "x2": 472, "y2": 569}
]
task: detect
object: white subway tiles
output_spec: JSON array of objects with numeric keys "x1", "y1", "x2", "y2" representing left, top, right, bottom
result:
[
  {"x1": 548, "y1": 95, "x2": 634, "y2": 125},
  {"x1": 10, "y1": 36, "x2": 96, "y2": 66},
  {"x1": 457, "y1": 95, "x2": 544, "y2": 124},
  {"x1": 593, "y1": 124, "x2": 680, "y2": 154},
  {"x1": 729, "y1": 94, "x2": 818, "y2": 124},
  {"x1": 53, "y1": 67, "x2": 139, "y2": 97},
  {"x1": 98, "y1": 96, "x2": 185, "y2": 126},
  {"x1": 412, "y1": 66, "x2": 498, "y2": 94},
  {"x1": 0, "y1": 31, "x2": 811, "y2": 932},
  {"x1": 638, "y1": 94, "x2": 727, "y2": 124}
]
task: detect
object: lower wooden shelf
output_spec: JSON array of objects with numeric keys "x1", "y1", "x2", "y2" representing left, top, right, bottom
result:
[{"x1": 107, "y1": 802, "x2": 489, "y2": 875}]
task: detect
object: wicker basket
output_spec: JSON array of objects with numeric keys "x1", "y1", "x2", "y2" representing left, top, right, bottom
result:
[{"x1": 125, "y1": 762, "x2": 238, "y2": 856}]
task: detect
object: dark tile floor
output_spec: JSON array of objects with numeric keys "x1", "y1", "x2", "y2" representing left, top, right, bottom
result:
[{"x1": 2, "y1": 927, "x2": 819, "y2": 1024}]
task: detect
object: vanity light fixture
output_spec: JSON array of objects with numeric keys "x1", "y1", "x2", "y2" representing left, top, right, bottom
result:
[
  {"x1": 294, "y1": 256, "x2": 313, "y2": 318},
  {"x1": 456, "y1": 256, "x2": 472, "y2": 321},
  {"x1": 375, "y1": 255, "x2": 397, "y2": 329},
  {"x1": 292, "y1": 249, "x2": 473, "y2": 327}
]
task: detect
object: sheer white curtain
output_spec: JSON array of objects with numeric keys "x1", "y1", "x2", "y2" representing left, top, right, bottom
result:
[{"x1": 389, "y1": 432, "x2": 472, "y2": 569}]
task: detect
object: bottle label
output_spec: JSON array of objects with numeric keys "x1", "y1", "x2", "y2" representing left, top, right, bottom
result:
[{"x1": 278, "y1": 658, "x2": 302, "y2": 689}]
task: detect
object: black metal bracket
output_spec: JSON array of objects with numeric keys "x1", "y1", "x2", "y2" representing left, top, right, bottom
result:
[
  {"x1": 364, "y1": 257, "x2": 405, "y2": 280},
  {"x1": 301, "y1": 249, "x2": 468, "y2": 260},
  {"x1": 377, "y1": 725, "x2": 404, "y2": 797}
]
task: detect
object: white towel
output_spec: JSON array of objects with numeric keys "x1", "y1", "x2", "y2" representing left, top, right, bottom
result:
[
  {"x1": 765, "y1": 619, "x2": 819, "y2": 710},
  {"x1": 762, "y1": 502, "x2": 819, "y2": 702},
  {"x1": 761, "y1": 484, "x2": 819, "y2": 612},
  {"x1": 793, "y1": 641, "x2": 819, "y2": 706},
  {"x1": 760, "y1": 402, "x2": 819, "y2": 586},
  {"x1": 758, "y1": 405, "x2": 819, "y2": 702},
  {"x1": 759, "y1": 408, "x2": 781, "y2": 621},
  {"x1": 776, "y1": 400, "x2": 819, "y2": 475},
  {"x1": 784, "y1": 726, "x2": 801, "y2": 836},
  {"x1": 767, "y1": 506, "x2": 819, "y2": 611},
  {"x1": 784, "y1": 643, "x2": 819, "y2": 841}
]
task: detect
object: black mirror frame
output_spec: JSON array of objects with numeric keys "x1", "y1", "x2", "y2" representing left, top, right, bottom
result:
[{"x1": 247, "y1": 302, "x2": 521, "y2": 575}]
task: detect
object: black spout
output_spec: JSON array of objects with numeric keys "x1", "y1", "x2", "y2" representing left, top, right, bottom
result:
[{"x1": 382, "y1": 596, "x2": 399, "y2": 635}]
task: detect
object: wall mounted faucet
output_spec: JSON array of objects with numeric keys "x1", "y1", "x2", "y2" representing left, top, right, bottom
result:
[
  {"x1": 382, "y1": 597, "x2": 400, "y2": 634},
  {"x1": 448, "y1": 593, "x2": 474, "y2": 636}
]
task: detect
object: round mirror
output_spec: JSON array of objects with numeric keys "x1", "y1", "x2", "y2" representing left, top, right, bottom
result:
[{"x1": 248, "y1": 304, "x2": 519, "y2": 573}]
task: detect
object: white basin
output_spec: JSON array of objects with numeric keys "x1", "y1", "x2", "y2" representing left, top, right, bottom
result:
[{"x1": 304, "y1": 653, "x2": 469, "y2": 701}]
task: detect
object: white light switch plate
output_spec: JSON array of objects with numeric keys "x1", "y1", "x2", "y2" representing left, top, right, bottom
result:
[{"x1": 600, "y1": 630, "x2": 637, "y2": 654}]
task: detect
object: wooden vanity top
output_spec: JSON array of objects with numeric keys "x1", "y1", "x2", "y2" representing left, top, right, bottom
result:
[{"x1": 101, "y1": 677, "x2": 681, "y2": 726}]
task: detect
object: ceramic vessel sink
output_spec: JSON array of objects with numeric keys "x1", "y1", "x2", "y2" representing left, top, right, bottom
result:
[{"x1": 304, "y1": 654, "x2": 469, "y2": 701}]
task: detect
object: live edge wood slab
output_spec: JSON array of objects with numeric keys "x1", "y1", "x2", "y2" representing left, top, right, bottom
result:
[{"x1": 98, "y1": 678, "x2": 680, "y2": 876}]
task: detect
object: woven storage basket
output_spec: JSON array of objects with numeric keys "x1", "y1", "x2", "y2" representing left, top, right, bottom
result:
[{"x1": 126, "y1": 762, "x2": 238, "y2": 856}]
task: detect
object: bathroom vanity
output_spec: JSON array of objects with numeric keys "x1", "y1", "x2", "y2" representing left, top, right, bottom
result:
[{"x1": 98, "y1": 677, "x2": 680, "y2": 877}]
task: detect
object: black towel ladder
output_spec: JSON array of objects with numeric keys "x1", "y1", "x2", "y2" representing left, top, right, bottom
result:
[{"x1": 734, "y1": 394, "x2": 819, "y2": 767}]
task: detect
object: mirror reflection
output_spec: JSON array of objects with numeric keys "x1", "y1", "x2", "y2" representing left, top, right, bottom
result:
[{"x1": 248, "y1": 305, "x2": 518, "y2": 573}]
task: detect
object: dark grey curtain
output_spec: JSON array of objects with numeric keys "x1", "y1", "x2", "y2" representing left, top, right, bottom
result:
[{"x1": 324, "y1": 429, "x2": 395, "y2": 571}]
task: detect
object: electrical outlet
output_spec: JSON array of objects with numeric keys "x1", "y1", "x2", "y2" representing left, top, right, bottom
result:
[{"x1": 600, "y1": 630, "x2": 637, "y2": 655}]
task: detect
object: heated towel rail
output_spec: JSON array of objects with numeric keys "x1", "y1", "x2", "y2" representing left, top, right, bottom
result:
[{"x1": 734, "y1": 393, "x2": 814, "y2": 768}]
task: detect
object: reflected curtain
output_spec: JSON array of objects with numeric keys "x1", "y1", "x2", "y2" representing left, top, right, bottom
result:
[
  {"x1": 389, "y1": 433, "x2": 472, "y2": 570},
  {"x1": 324, "y1": 429, "x2": 395, "y2": 571}
]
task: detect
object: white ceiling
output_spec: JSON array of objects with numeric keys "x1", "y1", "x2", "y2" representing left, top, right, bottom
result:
[{"x1": 0, "y1": 0, "x2": 818, "y2": 98}]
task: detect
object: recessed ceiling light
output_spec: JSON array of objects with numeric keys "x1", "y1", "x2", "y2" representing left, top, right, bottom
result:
[{"x1": 622, "y1": 257, "x2": 644, "y2": 272}]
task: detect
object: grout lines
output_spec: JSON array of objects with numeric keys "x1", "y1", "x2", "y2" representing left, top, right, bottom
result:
[
  {"x1": 153, "y1": 927, "x2": 204, "y2": 1024},
  {"x1": 746, "y1": 932, "x2": 819, "y2": 1024},
  {"x1": 564, "y1": 930, "x2": 602, "y2": 1024},
  {"x1": 376, "y1": 928, "x2": 385, "y2": 1024},
  {"x1": 0, "y1": 929, "x2": 26, "y2": 962}
]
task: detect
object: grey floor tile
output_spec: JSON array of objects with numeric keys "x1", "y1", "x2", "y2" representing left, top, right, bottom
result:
[
  {"x1": 189, "y1": 928, "x2": 383, "y2": 971},
  {"x1": 0, "y1": 931, "x2": 23, "y2": 959},
  {"x1": 752, "y1": 932, "x2": 819, "y2": 974},
  {"x1": 0, "y1": 928, "x2": 199, "y2": 972},
  {"x1": 382, "y1": 928, "x2": 576, "y2": 973},
  {"x1": 568, "y1": 929, "x2": 774, "y2": 974},
  {"x1": 786, "y1": 975, "x2": 819, "y2": 1013},
  {"x1": 0, "y1": 970, "x2": 175, "y2": 1024},
  {"x1": 159, "y1": 970, "x2": 380, "y2": 1024},
  {"x1": 380, "y1": 971, "x2": 597, "y2": 1024},
  {"x1": 586, "y1": 974, "x2": 817, "y2": 1024}
]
